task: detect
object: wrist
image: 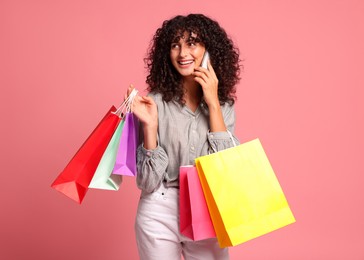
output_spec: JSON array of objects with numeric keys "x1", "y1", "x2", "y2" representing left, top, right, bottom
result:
[
  {"x1": 142, "y1": 121, "x2": 158, "y2": 132},
  {"x1": 207, "y1": 102, "x2": 221, "y2": 112}
]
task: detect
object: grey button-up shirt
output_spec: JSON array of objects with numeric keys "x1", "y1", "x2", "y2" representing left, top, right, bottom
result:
[{"x1": 136, "y1": 92, "x2": 239, "y2": 192}]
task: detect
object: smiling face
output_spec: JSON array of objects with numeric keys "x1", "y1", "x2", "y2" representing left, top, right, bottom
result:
[{"x1": 170, "y1": 31, "x2": 206, "y2": 78}]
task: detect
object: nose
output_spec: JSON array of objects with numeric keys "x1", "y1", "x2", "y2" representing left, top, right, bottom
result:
[{"x1": 179, "y1": 45, "x2": 188, "y2": 57}]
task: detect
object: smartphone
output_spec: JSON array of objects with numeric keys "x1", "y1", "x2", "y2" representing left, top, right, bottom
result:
[{"x1": 200, "y1": 51, "x2": 210, "y2": 69}]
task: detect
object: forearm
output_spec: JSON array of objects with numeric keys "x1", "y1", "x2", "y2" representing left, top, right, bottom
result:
[
  {"x1": 142, "y1": 124, "x2": 158, "y2": 150},
  {"x1": 207, "y1": 102, "x2": 240, "y2": 152},
  {"x1": 208, "y1": 103, "x2": 227, "y2": 132}
]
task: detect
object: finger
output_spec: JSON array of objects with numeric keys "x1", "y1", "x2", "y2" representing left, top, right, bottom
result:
[
  {"x1": 194, "y1": 76, "x2": 206, "y2": 86},
  {"x1": 194, "y1": 66, "x2": 209, "y2": 75},
  {"x1": 194, "y1": 67, "x2": 214, "y2": 82},
  {"x1": 193, "y1": 70, "x2": 209, "y2": 83},
  {"x1": 141, "y1": 96, "x2": 155, "y2": 104},
  {"x1": 130, "y1": 96, "x2": 141, "y2": 112},
  {"x1": 207, "y1": 60, "x2": 217, "y2": 79},
  {"x1": 127, "y1": 84, "x2": 135, "y2": 96}
]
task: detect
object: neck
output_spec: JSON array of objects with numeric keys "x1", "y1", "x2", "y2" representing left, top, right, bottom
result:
[{"x1": 182, "y1": 77, "x2": 203, "y2": 112}]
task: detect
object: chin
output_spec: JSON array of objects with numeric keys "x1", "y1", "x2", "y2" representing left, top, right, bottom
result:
[{"x1": 178, "y1": 69, "x2": 193, "y2": 77}]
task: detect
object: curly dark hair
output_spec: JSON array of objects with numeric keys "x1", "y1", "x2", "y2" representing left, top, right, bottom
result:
[{"x1": 145, "y1": 13, "x2": 241, "y2": 105}]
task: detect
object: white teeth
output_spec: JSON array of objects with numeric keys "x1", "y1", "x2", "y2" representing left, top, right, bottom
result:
[{"x1": 179, "y1": 61, "x2": 193, "y2": 65}]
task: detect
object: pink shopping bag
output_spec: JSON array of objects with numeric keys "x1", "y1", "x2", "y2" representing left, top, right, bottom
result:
[{"x1": 179, "y1": 165, "x2": 216, "y2": 241}]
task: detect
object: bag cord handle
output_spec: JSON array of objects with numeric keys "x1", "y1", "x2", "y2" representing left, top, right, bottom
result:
[
  {"x1": 209, "y1": 129, "x2": 237, "y2": 154},
  {"x1": 113, "y1": 88, "x2": 138, "y2": 118}
]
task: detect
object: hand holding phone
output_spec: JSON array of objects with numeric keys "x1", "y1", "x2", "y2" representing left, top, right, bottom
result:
[{"x1": 200, "y1": 51, "x2": 210, "y2": 69}]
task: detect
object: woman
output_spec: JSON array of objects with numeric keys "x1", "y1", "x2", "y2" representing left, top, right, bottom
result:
[{"x1": 128, "y1": 13, "x2": 241, "y2": 260}]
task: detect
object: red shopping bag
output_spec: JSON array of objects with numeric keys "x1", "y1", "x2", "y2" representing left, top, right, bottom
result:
[
  {"x1": 179, "y1": 165, "x2": 216, "y2": 241},
  {"x1": 51, "y1": 106, "x2": 120, "y2": 203}
]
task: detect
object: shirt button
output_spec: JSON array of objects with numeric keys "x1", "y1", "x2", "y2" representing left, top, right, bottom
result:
[
  {"x1": 191, "y1": 146, "x2": 195, "y2": 151},
  {"x1": 210, "y1": 134, "x2": 214, "y2": 138},
  {"x1": 146, "y1": 151, "x2": 151, "y2": 156}
]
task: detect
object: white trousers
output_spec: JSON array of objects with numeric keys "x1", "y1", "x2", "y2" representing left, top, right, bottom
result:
[{"x1": 135, "y1": 184, "x2": 229, "y2": 260}]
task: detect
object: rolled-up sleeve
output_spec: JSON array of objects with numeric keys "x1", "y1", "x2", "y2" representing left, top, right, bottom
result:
[
  {"x1": 136, "y1": 144, "x2": 169, "y2": 193},
  {"x1": 207, "y1": 104, "x2": 240, "y2": 152}
]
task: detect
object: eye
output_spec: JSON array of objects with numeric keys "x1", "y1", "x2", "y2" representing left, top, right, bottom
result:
[{"x1": 171, "y1": 43, "x2": 180, "y2": 49}]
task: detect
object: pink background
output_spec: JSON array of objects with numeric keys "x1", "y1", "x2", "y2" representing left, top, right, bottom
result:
[{"x1": 1, "y1": 0, "x2": 363, "y2": 259}]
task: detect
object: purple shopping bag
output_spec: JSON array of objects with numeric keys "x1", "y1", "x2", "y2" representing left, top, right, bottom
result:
[{"x1": 112, "y1": 112, "x2": 139, "y2": 176}]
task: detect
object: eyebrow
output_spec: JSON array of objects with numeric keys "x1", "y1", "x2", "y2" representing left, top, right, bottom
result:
[{"x1": 171, "y1": 35, "x2": 201, "y2": 44}]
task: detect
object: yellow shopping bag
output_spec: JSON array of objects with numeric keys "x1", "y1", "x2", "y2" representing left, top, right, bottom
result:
[{"x1": 195, "y1": 138, "x2": 295, "y2": 248}]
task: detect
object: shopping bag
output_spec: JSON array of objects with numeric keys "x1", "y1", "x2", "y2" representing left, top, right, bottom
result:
[
  {"x1": 195, "y1": 138, "x2": 295, "y2": 247},
  {"x1": 51, "y1": 106, "x2": 120, "y2": 203},
  {"x1": 179, "y1": 165, "x2": 216, "y2": 241},
  {"x1": 88, "y1": 119, "x2": 125, "y2": 190},
  {"x1": 112, "y1": 112, "x2": 139, "y2": 176}
]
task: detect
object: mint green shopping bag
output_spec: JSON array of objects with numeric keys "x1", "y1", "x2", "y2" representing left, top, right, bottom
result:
[{"x1": 88, "y1": 119, "x2": 125, "y2": 190}]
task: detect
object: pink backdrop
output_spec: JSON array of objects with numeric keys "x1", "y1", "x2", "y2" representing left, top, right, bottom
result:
[{"x1": 1, "y1": 0, "x2": 363, "y2": 259}]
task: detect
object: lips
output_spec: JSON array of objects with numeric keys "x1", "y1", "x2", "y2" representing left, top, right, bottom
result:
[{"x1": 178, "y1": 60, "x2": 194, "y2": 66}]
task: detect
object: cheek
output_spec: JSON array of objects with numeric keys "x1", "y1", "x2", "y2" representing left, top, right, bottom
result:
[
  {"x1": 193, "y1": 48, "x2": 205, "y2": 60},
  {"x1": 169, "y1": 53, "x2": 176, "y2": 65},
  {"x1": 170, "y1": 51, "x2": 178, "y2": 62},
  {"x1": 169, "y1": 53, "x2": 179, "y2": 69}
]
